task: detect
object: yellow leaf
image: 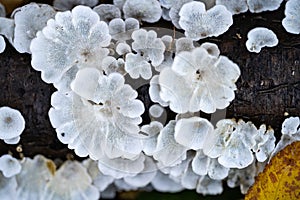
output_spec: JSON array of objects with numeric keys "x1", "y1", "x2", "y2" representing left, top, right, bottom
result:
[{"x1": 245, "y1": 141, "x2": 300, "y2": 200}]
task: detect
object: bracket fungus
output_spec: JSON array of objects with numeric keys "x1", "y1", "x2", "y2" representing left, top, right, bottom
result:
[
  {"x1": 179, "y1": 1, "x2": 233, "y2": 40},
  {"x1": 216, "y1": 0, "x2": 248, "y2": 14},
  {"x1": 12, "y1": 3, "x2": 56, "y2": 53},
  {"x1": 50, "y1": 68, "x2": 144, "y2": 160},
  {"x1": 123, "y1": 0, "x2": 162, "y2": 23},
  {"x1": 0, "y1": 36, "x2": 5, "y2": 53},
  {"x1": 30, "y1": 5, "x2": 111, "y2": 91},
  {"x1": 108, "y1": 18, "x2": 139, "y2": 42},
  {"x1": 158, "y1": 43, "x2": 240, "y2": 114},
  {"x1": 0, "y1": 106, "x2": 25, "y2": 144},
  {"x1": 0, "y1": 155, "x2": 21, "y2": 178},
  {"x1": 247, "y1": 0, "x2": 283, "y2": 13},
  {"x1": 282, "y1": 0, "x2": 300, "y2": 34},
  {"x1": 246, "y1": 27, "x2": 278, "y2": 53}
]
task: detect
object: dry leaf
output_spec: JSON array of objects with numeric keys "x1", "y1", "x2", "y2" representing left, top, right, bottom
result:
[
  {"x1": 245, "y1": 141, "x2": 300, "y2": 200},
  {"x1": 0, "y1": 0, "x2": 28, "y2": 14}
]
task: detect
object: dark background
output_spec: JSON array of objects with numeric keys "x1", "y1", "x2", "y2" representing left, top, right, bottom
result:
[{"x1": 0, "y1": 0, "x2": 299, "y2": 199}]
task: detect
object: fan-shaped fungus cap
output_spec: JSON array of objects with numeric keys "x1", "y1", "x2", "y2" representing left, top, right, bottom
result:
[
  {"x1": 140, "y1": 121, "x2": 163, "y2": 156},
  {"x1": 30, "y1": 5, "x2": 111, "y2": 91},
  {"x1": 93, "y1": 4, "x2": 121, "y2": 23},
  {"x1": 159, "y1": 44, "x2": 240, "y2": 114},
  {"x1": 83, "y1": 159, "x2": 114, "y2": 192},
  {"x1": 271, "y1": 116, "x2": 300, "y2": 158},
  {"x1": 0, "y1": 155, "x2": 21, "y2": 178},
  {"x1": 151, "y1": 171, "x2": 184, "y2": 192},
  {"x1": 12, "y1": 3, "x2": 56, "y2": 53},
  {"x1": 246, "y1": 27, "x2": 278, "y2": 53},
  {"x1": 123, "y1": 0, "x2": 162, "y2": 23},
  {"x1": 0, "y1": 17, "x2": 15, "y2": 46},
  {"x1": 53, "y1": 0, "x2": 99, "y2": 11},
  {"x1": 15, "y1": 155, "x2": 55, "y2": 199},
  {"x1": 0, "y1": 36, "x2": 5, "y2": 53},
  {"x1": 97, "y1": 153, "x2": 145, "y2": 179},
  {"x1": 50, "y1": 68, "x2": 144, "y2": 160},
  {"x1": 247, "y1": 0, "x2": 283, "y2": 13},
  {"x1": 43, "y1": 161, "x2": 99, "y2": 200},
  {"x1": 216, "y1": 0, "x2": 248, "y2": 14},
  {"x1": 124, "y1": 156, "x2": 157, "y2": 187},
  {"x1": 196, "y1": 175, "x2": 223, "y2": 195},
  {"x1": 149, "y1": 104, "x2": 164, "y2": 118},
  {"x1": 109, "y1": 18, "x2": 139, "y2": 42},
  {"x1": 174, "y1": 117, "x2": 214, "y2": 150},
  {"x1": 282, "y1": 0, "x2": 300, "y2": 34},
  {"x1": 0, "y1": 106, "x2": 25, "y2": 144},
  {"x1": 153, "y1": 120, "x2": 188, "y2": 167},
  {"x1": 179, "y1": 2, "x2": 233, "y2": 40}
]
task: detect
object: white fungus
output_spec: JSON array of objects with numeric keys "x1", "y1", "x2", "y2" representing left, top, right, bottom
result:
[
  {"x1": 53, "y1": 0, "x2": 98, "y2": 11},
  {"x1": 247, "y1": 0, "x2": 283, "y2": 13},
  {"x1": 159, "y1": 43, "x2": 240, "y2": 114},
  {"x1": 0, "y1": 173, "x2": 17, "y2": 200},
  {"x1": 140, "y1": 121, "x2": 163, "y2": 156},
  {"x1": 271, "y1": 116, "x2": 300, "y2": 158},
  {"x1": 15, "y1": 155, "x2": 55, "y2": 200},
  {"x1": 168, "y1": 0, "x2": 193, "y2": 29},
  {"x1": 246, "y1": 27, "x2": 278, "y2": 53},
  {"x1": 179, "y1": 2, "x2": 233, "y2": 40},
  {"x1": 149, "y1": 104, "x2": 164, "y2": 118},
  {"x1": 93, "y1": 4, "x2": 121, "y2": 23},
  {"x1": 0, "y1": 36, "x2": 5, "y2": 53},
  {"x1": 30, "y1": 5, "x2": 111, "y2": 92},
  {"x1": 149, "y1": 75, "x2": 169, "y2": 107},
  {"x1": 151, "y1": 171, "x2": 184, "y2": 192},
  {"x1": 124, "y1": 29, "x2": 165, "y2": 79},
  {"x1": 153, "y1": 120, "x2": 188, "y2": 167},
  {"x1": 174, "y1": 117, "x2": 214, "y2": 150},
  {"x1": 282, "y1": 0, "x2": 300, "y2": 34},
  {"x1": 50, "y1": 68, "x2": 144, "y2": 159},
  {"x1": 123, "y1": 0, "x2": 162, "y2": 23},
  {"x1": 216, "y1": 0, "x2": 248, "y2": 14},
  {"x1": 196, "y1": 175, "x2": 223, "y2": 195},
  {"x1": 0, "y1": 17, "x2": 15, "y2": 44},
  {"x1": 0, "y1": 155, "x2": 21, "y2": 178},
  {"x1": 97, "y1": 153, "x2": 145, "y2": 179},
  {"x1": 109, "y1": 18, "x2": 139, "y2": 42},
  {"x1": 43, "y1": 161, "x2": 99, "y2": 200},
  {"x1": 0, "y1": 106, "x2": 25, "y2": 144},
  {"x1": 12, "y1": 3, "x2": 56, "y2": 53},
  {"x1": 83, "y1": 159, "x2": 114, "y2": 192}
]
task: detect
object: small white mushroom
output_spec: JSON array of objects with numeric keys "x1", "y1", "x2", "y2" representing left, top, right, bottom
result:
[
  {"x1": 140, "y1": 121, "x2": 163, "y2": 156},
  {"x1": 0, "y1": 155, "x2": 21, "y2": 178},
  {"x1": 179, "y1": 2, "x2": 233, "y2": 40},
  {"x1": 0, "y1": 173, "x2": 17, "y2": 200},
  {"x1": 12, "y1": 3, "x2": 56, "y2": 53},
  {"x1": 82, "y1": 159, "x2": 114, "y2": 192},
  {"x1": 149, "y1": 75, "x2": 169, "y2": 107},
  {"x1": 153, "y1": 120, "x2": 188, "y2": 167},
  {"x1": 149, "y1": 104, "x2": 164, "y2": 118},
  {"x1": 247, "y1": 0, "x2": 283, "y2": 13},
  {"x1": 30, "y1": 5, "x2": 111, "y2": 92},
  {"x1": 246, "y1": 27, "x2": 278, "y2": 53},
  {"x1": 282, "y1": 0, "x2": 300, "y2": 34},
  {"x1": 97, "y1": 153, "x2": 145, "y2": 179},
  {"x1": 0, "y1": 36, "x2": 5, "y2": 53},
  {"x1": 196, "y1": 175, "x2": 223, "y2": 195},
  {"x1": 109, "y1": 18, "x2": 139, "y2": 42},
  {"x1": 15, "y1": 155, "x2": 55, "y2": 200},
  {"x1": 93, "y1": 4, "x2": 121, "y2": 23},
  {"x1": 151, "y1": 171, "x2": 184, "y2": 192},
  {"x1": 123, "y1": 0, "x2": 162, "y2": 23},
  {"x1": 43, "y1": 161, "x2": 99, "y2": 200},
  {"x1": 53, "y1": 0, "x2": 99, "y2": 11},
  {"x1": 174, "y1": 117, "x2": 214, "y2": 150},
  {"x1": 113, "y1": 0, "x2": 126, "y2": 10},
  {"x1": 0, "y1": 106, "x2": 25, "y2": 144},
  {"x1": 0, "y1": 17, "x2": 15, "y2": 44},
  {"x1": 271, "y1": 116, "x2": 300, "y2": 158},
  {"x1": 216, "y1": 0, "x2": 248, "y2": 14}
]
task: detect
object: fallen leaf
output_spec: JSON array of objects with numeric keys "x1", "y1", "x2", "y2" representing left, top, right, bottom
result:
[
  {"x1": 0, "y1": 0, "x2": 29, "y2": 14},
  {"x1": 245, "y1": 141, "x2": 300, "y2": 200}
]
